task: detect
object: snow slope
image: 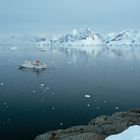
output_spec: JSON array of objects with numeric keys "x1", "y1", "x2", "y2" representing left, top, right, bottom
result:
[{"x1": 105, "y1": 125, "x2": 140, "y2": 140}]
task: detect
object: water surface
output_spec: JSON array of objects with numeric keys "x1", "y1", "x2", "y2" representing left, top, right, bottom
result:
[{"x1": 0, "y1": 44, "x2": 140, "y2": 140}]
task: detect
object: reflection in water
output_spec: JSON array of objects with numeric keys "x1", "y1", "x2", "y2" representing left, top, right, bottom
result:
[
  {"x1": 0, "y1": 44, "x2": 140, "y2": 140},
  {"x1": 18, "y1": 67, "x2": 47, "y2": 76}
]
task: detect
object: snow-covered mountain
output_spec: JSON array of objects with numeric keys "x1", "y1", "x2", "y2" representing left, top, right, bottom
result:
[
  {"x1": 54, "y1": 28, "x2": 104, "y2": 45},
  {"x1": 106, "y1": 30, "x2": 140, "y2": 45},
  {"x1": 37, "y1": 29, "x2": 140, "y2": 46},
  {"x1": 1, "y1": 29, "x2": 140, "y2": 46}
]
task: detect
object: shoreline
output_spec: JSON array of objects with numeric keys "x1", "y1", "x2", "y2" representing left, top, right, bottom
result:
[{"x1": 34, "y1": 108, "x2": 140, "y2": 140}]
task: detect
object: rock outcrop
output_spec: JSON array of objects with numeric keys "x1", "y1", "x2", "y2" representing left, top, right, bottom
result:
[{"x1": 34, "y1": 109, "x2": 140, "y2": 140}]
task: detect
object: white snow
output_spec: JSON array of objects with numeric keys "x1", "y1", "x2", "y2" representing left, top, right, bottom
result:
[{"x1": 105, "y1": 125, "x2": 140, "y2": 140}]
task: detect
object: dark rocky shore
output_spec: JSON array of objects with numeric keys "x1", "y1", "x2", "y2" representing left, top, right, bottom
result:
[{"x1": 34, "y1": 108, "x2": 140, "y2": 140}]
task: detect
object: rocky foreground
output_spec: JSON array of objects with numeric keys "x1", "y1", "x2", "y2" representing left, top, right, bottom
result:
[{"x1": 34, "y1": 109, "x2": 140, "y2": 140}]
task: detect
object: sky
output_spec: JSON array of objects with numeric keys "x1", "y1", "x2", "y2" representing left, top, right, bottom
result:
[{"x1": 0, "y1": 0, "x2": 140, "y2": 33}]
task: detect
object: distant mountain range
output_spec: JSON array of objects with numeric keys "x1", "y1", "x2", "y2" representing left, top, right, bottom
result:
[
  {"x1": 37, "y1": 29, "x2": 140, "y2": 46},
  {"x1": 1, "y1": 29, "x2": 140, "y2": 46}
]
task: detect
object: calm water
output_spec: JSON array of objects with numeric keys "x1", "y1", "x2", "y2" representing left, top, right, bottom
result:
[{"x1": 0, "y1": 44, "x2": 140, "y2": 140}]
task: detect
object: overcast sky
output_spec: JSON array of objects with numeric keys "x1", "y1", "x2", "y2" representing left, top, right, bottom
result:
[{"x1": 0, "y1": 0, "x2": 140, "y2": 33}]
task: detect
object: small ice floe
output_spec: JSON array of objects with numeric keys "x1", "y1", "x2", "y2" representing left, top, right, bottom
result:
[
  {"x1": 87, "y1": 104, "x2": 91, "y2": 107},
  {"x1": 40, "y1": 84, "x2": 44, "y2": 87},
  {"x1": 51, "y1": 92, "x2": 55, "y2": 95},
  {"x1": 0, "y1": 83, "x2": 4, "y2": 86},
  {"x1": 60, "y1": 122, "x2": 63, "y2": 126},
  {"x1": 3, "y1": 102, "x2": 7, "y2": 105},
  {"x1": 115, "y1": 107, "x2": 119, "y2": 110},
  {"x1": 52, "y1": 107, "x2": 55, "y2": 110},
  {"x1": 67, "y1": 61, "x2": 73, "y2": 64},
  {"x1": 32, "y1": 90, "x2": 36, "y2": 93},
  {"x1": 96, "y1": 107, "x2": 100, "y2": 110},
  {"x1": 10, "y1": 47, "x2": 18, "y2": 51},
  {"x1": 103, "y1": 100, "x2": 107, "y2": 103},
  {"x1": 84, "y1": 94, "x2": 91, "y2": 98}
]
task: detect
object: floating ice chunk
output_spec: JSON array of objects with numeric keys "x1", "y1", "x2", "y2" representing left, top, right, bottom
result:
[
  {"x1": 0, "y1": 83, "x2": 4, "y2": 86},
  {"x1": 60, "y1": 122, "x2": 63, "y2": 126},
  {"x1": 87, "y1": 104, "x2": 91, "y2": 107},
  {"x1": 32, "y1": 90, "x2": 36, "y2": 93},
  {"x1": 84, "y1": 94, "x2": 91, "y2": 98},
  {"x1": 52, "y1": 107, "x2": 55, "y2": 110},
  {"x1": 115, "y1": 107, "x2": 119, "y2": 110},
  {"x1": 67, "y1": 61, "x2": 73, "y2": 64},
  {"x1": 40, "y1": 84, "x2": 44, "y2": 87},
  {"x1": 103, "y1": 100, "x2": 107, "y2": 103},
  {"x1": 51, "y1": 92, "x2": 55, "y2": 95},
  {"x1": 96, "y1": 107, "x2": 100, "y2": 110},
  {"x1": 10, "y1": 47, "x2": 18, "y2": 51},
  {"x1": 3, "y1": 102, "x2": 7, "y2": 105}
]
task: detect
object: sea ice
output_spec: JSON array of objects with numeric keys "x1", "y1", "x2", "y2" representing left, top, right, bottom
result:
[
  {"x1": 84, "y1": 94, "x2": 91, "y2": 98},
  {"x1": 10, "y1": 47, "x2": 18, "y2": 51},
  {"x1": 51, "y1": 92, "x2": 55, "y2": 95},
  {"x1": 3, "y1": 102, "x2": 7, "y2": 105},
  {"x1": 40, "y1": 84, "x2": 44, "y2": 87},
  {"x1": 0, "y1": 83, "x2": 4, "y2": 86},
  {"x1": 52, "y1": 107, "x2": 55, "y2": 110},
  {"x1": 115, "y1": 107, "x2": 119, "y2": 110},
  {"x1": 103, "y1": 100, "x2": 107, "y2": 103}
]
